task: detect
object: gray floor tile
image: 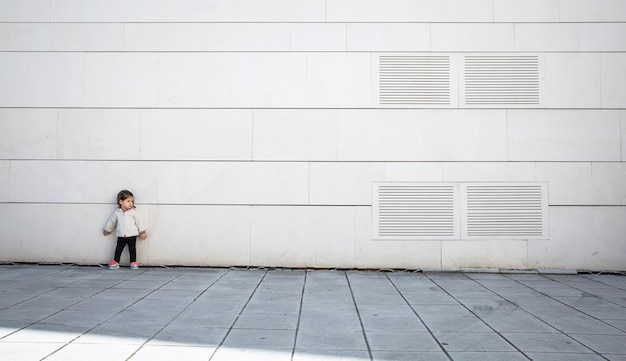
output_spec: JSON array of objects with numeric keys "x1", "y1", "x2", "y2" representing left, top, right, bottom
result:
[
  {"x1": 357, "y1": 302, "x2": 416, "y2": 316},
  {"x1": 74, "y1": 323, "x2": 163, "y2": 345},
  {"x1": 39, "y1": 308, "x2": 119, "y2": 327},
  {"x1": 304, "y1": 272, "x2": 349, "y2": 286},
  {"x1": 584, "y1": 275, "x2": 626, "y2": 287},
  {"x1": 297, "y1": 311, "x2": 362, "y2": 330},
  {"x1": 158, "y1": 279, "x2": 216, "y2": 290},
  {"x1": 1, "y1": 323, "x2": 89, "y2": 343},
  {"x1": 435, "y1": 332, "x2": 517, "y2": 352},
  {"x1": 505, "y1": 295, "x2": 565, "y2": 307},
  {"x1": 0, "y1": 306, "x2": 60, "y2": 323},
  {"x1": 303, "y1": 283, "x2": 351, "y2": 292},
  {"x1": 605, "y1": 319, "x2": 626, "y2": 332},
  {"x1": 533, "y1": 311, "x2": 625, "y2": 334},
  {"x1": 372, "y1": 350, "x2": 449, "y2": 361},
  {"x1": 387, "y1": 271, "x2": 432, "y2": 281},
  {"x1": 253, "y1": 290, "x2": 304, "y2": 303},
  {"x1": 43, "y1": 343, "x2": 140, "y2": 361},
  {"x1": 521, "y1": 304, "x2": 584, "y2": 318},
  {"x1": 113, "y1": 279, "x2": 172, "y2": 290},
  {"x1": 422, "y1": 315, "x2": 493, "y2": 333},
  {"x1": 107, "y1": 308, "x2": 180, "y2": 327},
  {"x1": 129, "y1": 345, "x2": 216, "y2": 361},
  {"x1": 366, "y1": 331, "x2": 441, "y2": 351},
  {"x1": 576, "y1": 305, "x2": 626, "y2": 320},
  {"x1": 143, "y1": 288, "x2": 204, "y2": 300},
  {"x1": 293, "y1": 349, "x2": 370, "y2": 360},
  {"x1": 234, "y1": 313, "x2": 300, "y2": 330},
  {"x1": 121, "y1": 271, "x2": 175, "y2": 280},
  {"x1": 262, "y1": 269, "x2": 306, "y2": 282},
  {"x1": 352, "y1": 292, "x2": 407, "y2": 304},
  {"x1": 243, "y1": 299, "x2": 302, "y2": 315},
  {"x1": 169, "y1": 310, "x2": 238, "y2": 328},
  {"x1": 187, "y1": 299, "x2": 247, "y2": 313},
  {"x1": 148, "y1": 325, "x2": 228, "y2": 347},
  {"x1": 555, "y1": 295, "x2": 617, "y2": 307},
  {"x1": 221, "y1": 328, "x2": 295, "y2": 349},
  {"x1": 483, "y1": 314, "x2": 559, "y2": 333},
  {"x1": 402, "y1": 291, "x2": 459, "y2": 305},
  {"x1": 569, "y1": 334, "x2": 626, "y2": 354},
  {"x1": 502, "y1": 332, "x2": 595, "y2": 353},
  {"x1": 127, "y1": 297, "x2": 192, "y2": 313},
  {"x1": 360, "y1": 313, "x2": 427, "y2": 332},
  {"x1": 412, "y1": 304, "x2": 474, "y2": 319},
  {"x1": 604, "y1": 355, "x2": 626, "y2": 361},
  {"x1": 302, "y1": 292, "x2": 354, "y2": 304},
  {"x1": 198, "y1": 286, "x2": 251, "y2": 301},
  {"x1": 300, "y1": 302, "x2": 360, "y2": 314},
  {"x1": 295, "y1": 328, "x2": 368, "y2": 351},
  {"x1": 45, "y1": 287, "x2": 102, "y2": 298},
  {"x1": 470, "y1": 275, "x2": 528, "y2": 286},
  {"x1": 211, "y1": 281, "x2": 263, "y2": 290},
  {"x1": 537, "y1": 287, "x2": 588, "y2": 297},
  {"x1": 608, "y1": 296, "x2": 626, "y2": 307},
  {"x1": 0, "y1": 292, "x2": 33, "y2": 308},
  {"x1": 524, "y1": 352, "x2": 607, "y2": 361},
  {"x1": 68, "y1": 288, "x2": 150, "y2": 311},
  {"x1": 447, "y1": 351, "x2": 530, "y2": 361},
  {"x1": 11, "y1": 294, "x2": 82, "y2": 310},
  {"x1": 256, "y1": 283, "x2": 304, "y2": 294},
  {"x1": 66, "y1": 279, "x2": 126, "y2": 289},
  {"x1": 347, "y1": 272, "x2": 392, "y2": 284},
  {"x1": 460, "y1": 298, "x2": 521, "y2": 317},
  {"x1": 210, "y1": 347, "x2": 293, "y2": 361},
  {"x1": 351, "y1": 285, "x2": 402, "y2": 295}
]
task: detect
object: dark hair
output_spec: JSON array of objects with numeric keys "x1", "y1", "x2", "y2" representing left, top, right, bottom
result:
[{"x1": 117, "y1": 189, "x2": 135, "y2": 208}]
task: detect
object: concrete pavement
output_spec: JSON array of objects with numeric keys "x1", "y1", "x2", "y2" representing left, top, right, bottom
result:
[{"x1": 0, "y1": 264, "x2": 625, "y2": 360}]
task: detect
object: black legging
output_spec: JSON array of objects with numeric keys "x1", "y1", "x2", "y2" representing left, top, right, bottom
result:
[{"x1": 114, "y1": 236, "x2": 137, "y2": 263}]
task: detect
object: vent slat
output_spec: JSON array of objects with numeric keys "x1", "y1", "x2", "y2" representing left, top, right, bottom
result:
[
  {"x1": 464, "y1": 184, "x2": 547, "y2": 239},
  {"x1": 464, "y1": 55, "x2": 540, "y2": 106},
  {"x1": 379, "y1": 55, "x2": 451, "y2": 105},
  {"x1": 374, "y1": 183, "x2": 459, "y2": 239}
]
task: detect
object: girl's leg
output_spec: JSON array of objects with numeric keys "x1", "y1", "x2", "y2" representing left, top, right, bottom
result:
[
  {"x1": 113, "y1": 237, "x2": 126, "y2": 262},
  {"x1": 128, "y1": 236, "x2": 137, "y2": 263}
]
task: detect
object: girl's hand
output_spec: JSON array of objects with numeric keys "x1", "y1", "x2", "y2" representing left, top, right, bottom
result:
[
  {"x1": 103, "y1": 230, "x2": 111, "y2": 236},
  {"x1": 139, "y1": 232, "x2": 147, "y2": 240}
]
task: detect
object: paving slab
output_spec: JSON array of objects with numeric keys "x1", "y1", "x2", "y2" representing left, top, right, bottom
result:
[
  {"x1": 0, "y1": 265, "x2": 625, "y2": 360},
  {"x1": 129, "y1": 345, "x2": 216, "y2": 361}
]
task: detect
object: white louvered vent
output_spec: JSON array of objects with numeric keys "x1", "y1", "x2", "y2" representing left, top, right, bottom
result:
[
  {"x1": 373, "y1": 183, "x2": 459, "y2": 240},
  {"x1": 373, "y1": 182, "x2": 548, "y2": 240},
  {"x1": 462, "y1": 183, "x2": 548, "y2": 240},
  {"x1": 378, "y1": 55, "x2": 451, "y2": 106},
  {"x1": 463, "y1": 55, "x2": 541, "y2": 106}
]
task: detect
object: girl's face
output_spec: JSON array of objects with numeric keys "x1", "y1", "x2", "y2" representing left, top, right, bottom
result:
[{"x1": 119, "y1": 196, "x2": 134, "y2": 211}]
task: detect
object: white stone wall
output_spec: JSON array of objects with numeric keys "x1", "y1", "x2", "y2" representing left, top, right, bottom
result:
[{"x1": 0, "y1": 0, "x2": 624, "y2": 270}]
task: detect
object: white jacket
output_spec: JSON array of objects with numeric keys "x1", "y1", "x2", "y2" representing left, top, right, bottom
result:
[{"x1": 104, "y1": 208, "x2": 146, "y2": 238}]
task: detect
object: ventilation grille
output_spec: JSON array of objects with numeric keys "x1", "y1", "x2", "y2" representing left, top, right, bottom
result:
[
  {"x1": 373, "y1": 183, "x2": 459, "y2": 239},
  {"x1": 373, "y1": 182, "x2": 548, "y2": 240},
  {"x1": 463, "y1": 184, "x2": 547, "y2": 239},
  {"x1": 379, "y1": 55, "x2": 451, "y2": 105},
  {"x1": 463, "y1": 55, "x2": 540, "y2": 105}
]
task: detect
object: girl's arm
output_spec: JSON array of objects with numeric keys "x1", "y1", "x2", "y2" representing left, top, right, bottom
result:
[
  {"x1": 103, "y1": 211, "x2": 117, "y2": 236},
  {"x1": 135, "y1": 211, "x2": 147, "y2": 239}
]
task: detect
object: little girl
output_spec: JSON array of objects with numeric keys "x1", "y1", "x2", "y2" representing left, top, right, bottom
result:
[{"x1": 103, "y1": 189, "x2": 147, "y2": 270}]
